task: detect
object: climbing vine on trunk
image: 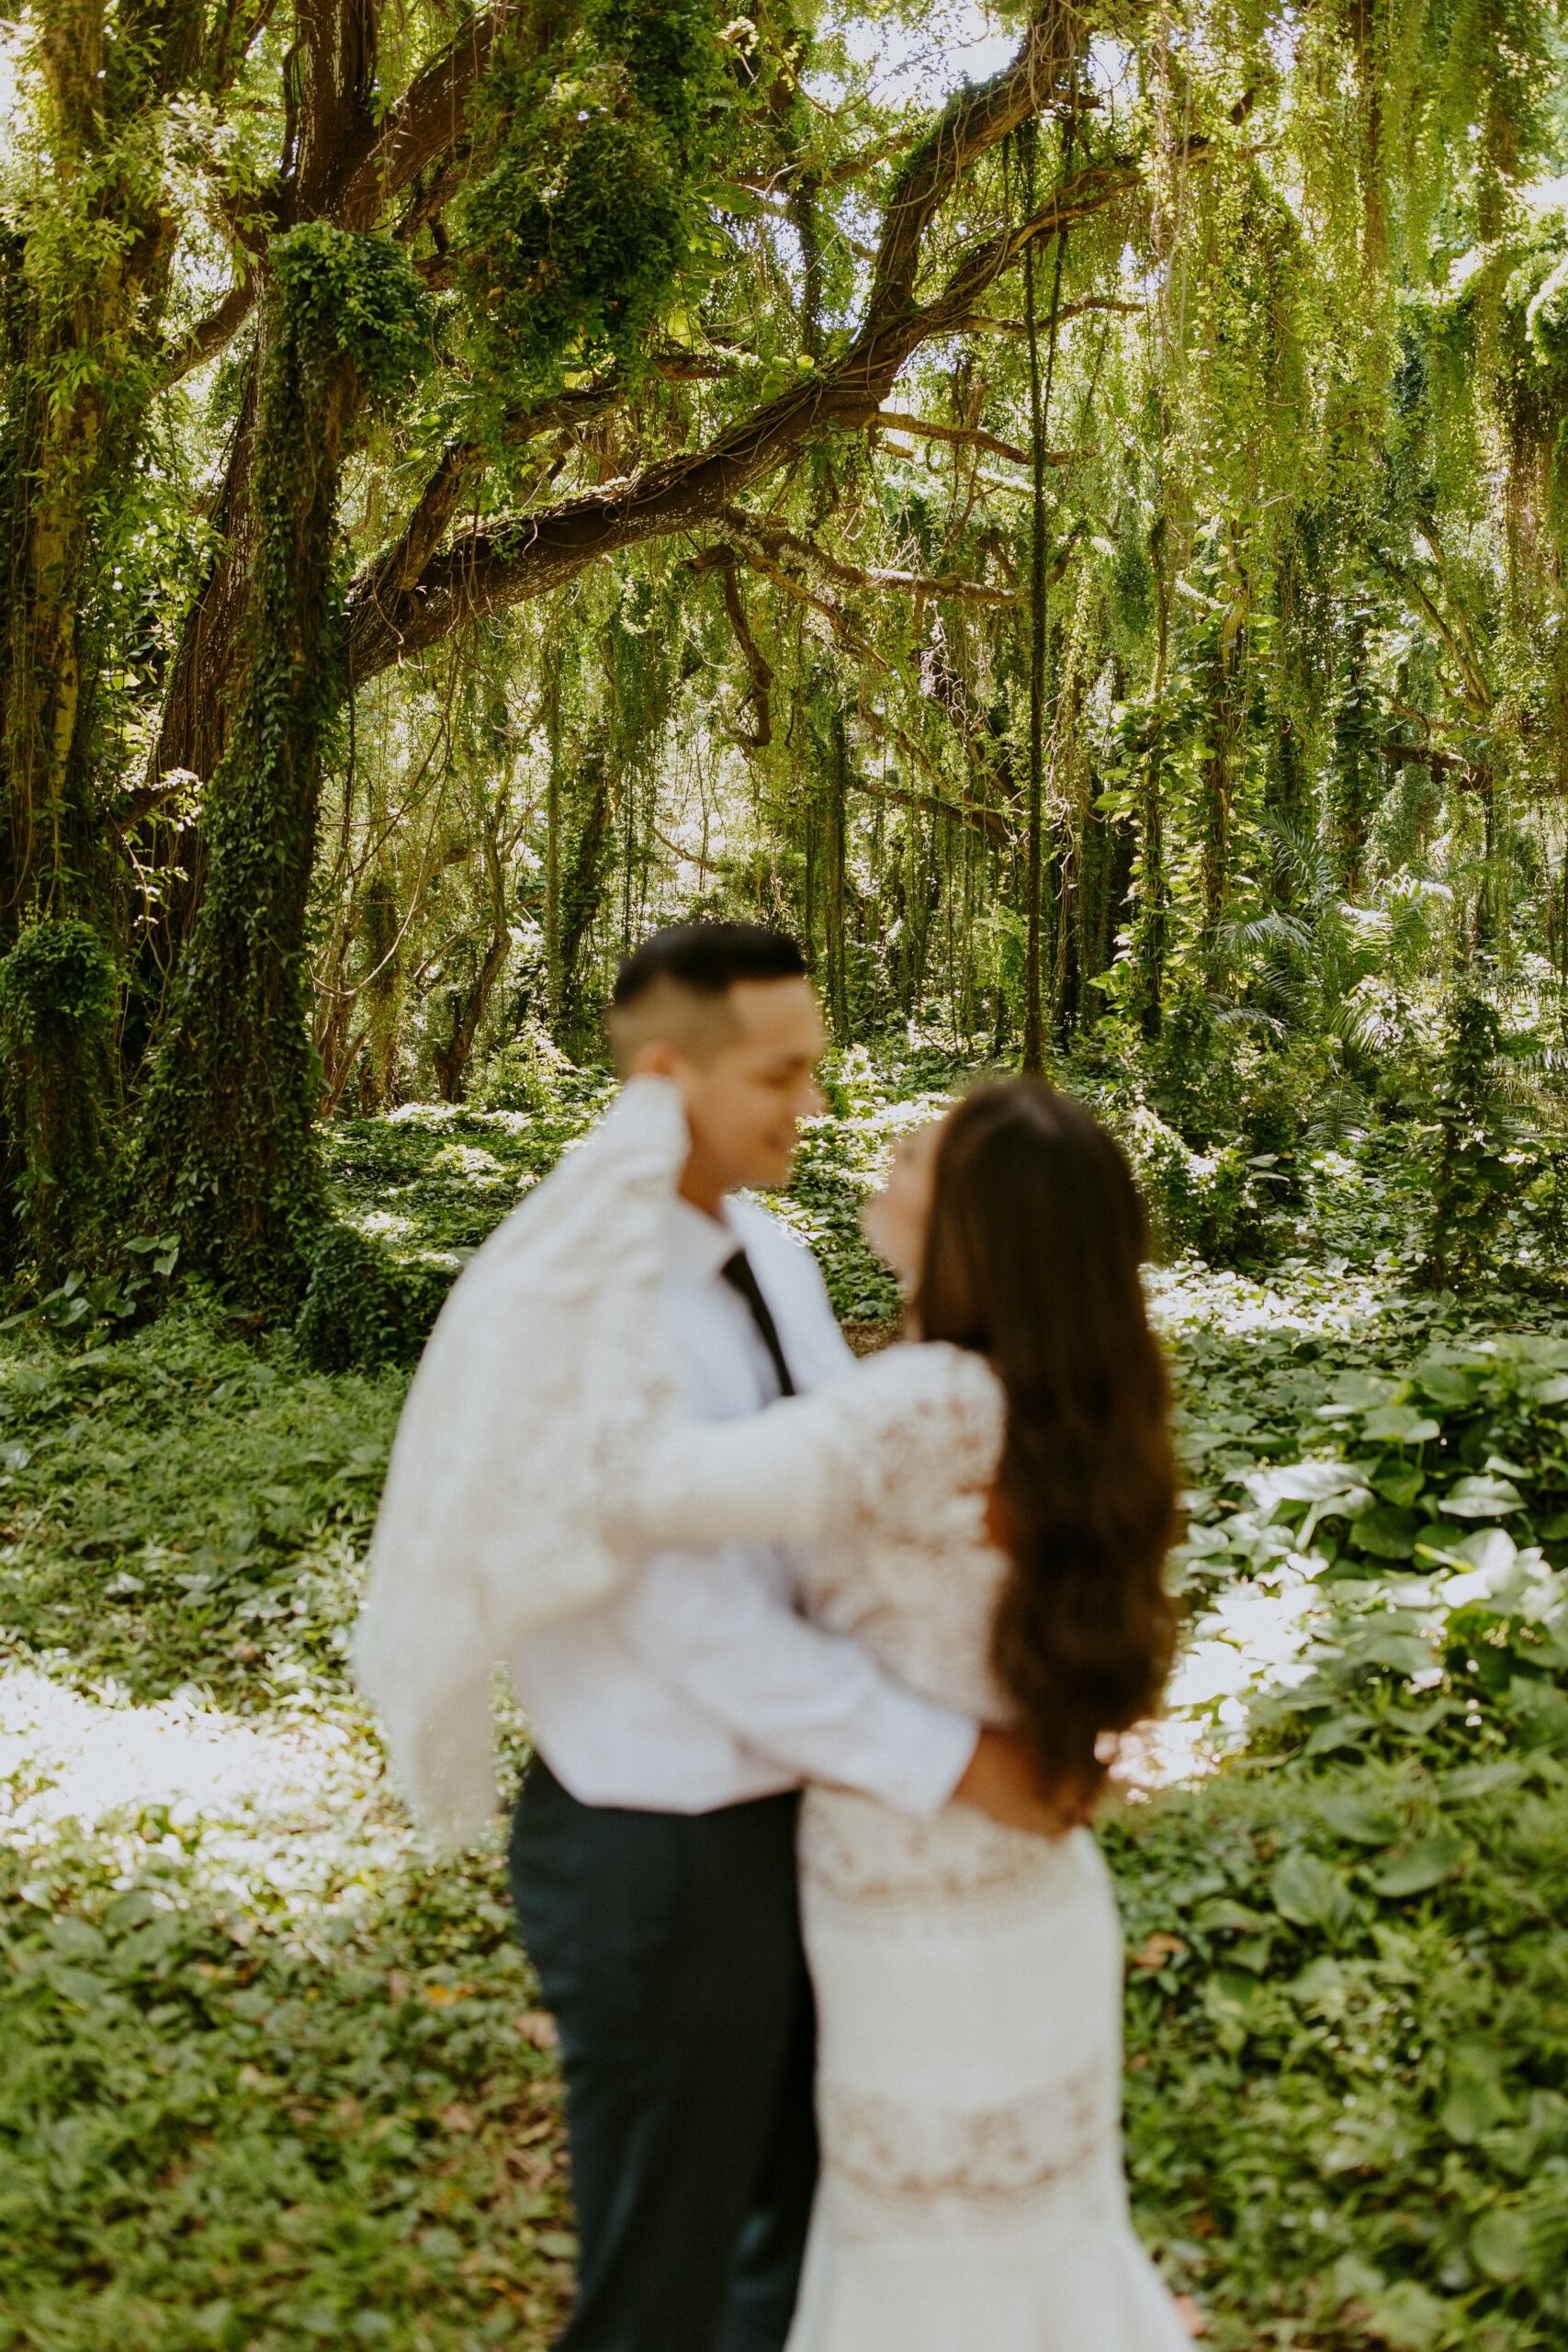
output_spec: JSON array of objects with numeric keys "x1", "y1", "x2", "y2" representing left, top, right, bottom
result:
[{"x1": 137, "y1": 226, "x2": 428, "y2": 1308}]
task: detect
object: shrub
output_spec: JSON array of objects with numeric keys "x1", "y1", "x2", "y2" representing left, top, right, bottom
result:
[{"x1": 295, "y1": 1222, "x2": 446, "y2": 1374}]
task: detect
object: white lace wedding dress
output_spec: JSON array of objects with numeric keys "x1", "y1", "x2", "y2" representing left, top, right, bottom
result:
[{"x1": 621, "y1": 1339, "x2": 1192, "y2": 2352}]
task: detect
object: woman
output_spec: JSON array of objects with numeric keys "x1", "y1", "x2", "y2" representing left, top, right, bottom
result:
[{"x1": 609, "y1": 1079, "x2": 1189, "y2": 2352}]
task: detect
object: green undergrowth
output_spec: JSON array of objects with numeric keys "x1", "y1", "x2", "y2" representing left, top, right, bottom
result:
[
  {"x1": 1116, "y1": 1304, "x2": 1568, "y2": 2349},
  {"x1": 0, "y1": 1826, "x2": 572, "y2": 2350},
  {"x1": 0, "y1": 1067, "x2": 1564, "y2": 2348},
  {"x1": 0, "y1": 1309, "x2": 400, "y2": 1710}
]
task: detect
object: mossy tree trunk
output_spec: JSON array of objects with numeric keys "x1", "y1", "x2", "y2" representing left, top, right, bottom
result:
[
  {"x1": 0, "y1": 0, "x2": 207, "y2": 1272},
  {"x1": 0, "y1": 919, "x2": 117, "y2": 1279},
  {"x1": 137, "y1": 227, "x2": 426, "y2": 1308}
]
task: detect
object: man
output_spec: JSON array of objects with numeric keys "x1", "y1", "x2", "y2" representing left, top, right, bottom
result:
[{"x1": 506, "y1": 922, "x2": 1065, "y2": 2352}]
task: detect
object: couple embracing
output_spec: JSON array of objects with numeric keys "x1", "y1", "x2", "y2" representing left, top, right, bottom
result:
[{"x1": 355, "y1": 922, "x2": 1194, "y2": 2352}]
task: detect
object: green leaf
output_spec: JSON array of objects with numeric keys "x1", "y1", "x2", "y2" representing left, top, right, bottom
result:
[
  {"x1": 48, "y1": 1963, "x2": 108, "y2": 2007},
  {"x1": 1440, "y1": 1758, "x2": 1523, "y2": 1800},
  {"x1": 1192, "y1": 1896, "x2": 1269, "y2": 1932},
  {"x1": 1269, "y1": 1849, "x2": 1354, "y2": 1932},
  {"x1": 1324, "y1": 1373, "x2": 1402, "y2": 1415},
  {"x1": 1244, "y1": 1459, "x2": 1366, "y2": 1512},
  {"x1": 1411, "y1": 1362, "x2": 1483, "y2": 1408},
  {"x1": 1303, "y1": 1712, "x2": 1372, "y2": 1756},
  {"x1": 47, "y1": 1917, "x2": 107, "y2": 1961},
  {"x1": 1470, "y1": 2207, "x2": 1533, "y2": 2282},
  {"x1": 1314, "y1": 1792, "x2": 1400, "y2": 1846},
  {"x1": 1445, "y1": 1526, "x2": 1517, "y2": 1577},
  {"x1": 1201, "y1": 1966, "x2": 1269, "y2": 2021},
  {"x1": 1439, "y1": 1474, "x2": 1523, "y2": 1518},
  {"x1": 1361, "y1": 1404, "x2": 1440, "y2": 1444},
  {"x1": 1349, "y1": 1504, "x2": 1419, "y2": 1560},
  {"x1": 104, "y1": 1889, "x2": 160, "y2": 1935},
  {"x1": 1368, "y1": 1829, "x2": 1466, "y2": 1897},
  {"x1": 1362, "y1": 2279, "x2": 1448, "y2": 2352},
  {"x1": 1440, "y1": 2042, "x2": 1513, "y2": 2142},
  {"x1": 1331, "y1": 2253, "x2": 1384, "y2": 2306},
  {"x1": 1355, "y1": 1629, "x2": 1437, "y2": 1676},
  {"x1": 1201, "y1": 1966, "x2": 1269, "y2": 2051},
  {"x1": 1287, "y1": 1954, "x2": 1348, "y2": 2011}
]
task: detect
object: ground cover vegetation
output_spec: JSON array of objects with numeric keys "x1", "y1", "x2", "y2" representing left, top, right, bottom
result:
[
  {"x1": 0, "y1": 1058, "x2": 1564, "y2": 2350},
  {"x1": 2, "y1": 0, "x2": 1567, "y2": 2342}
]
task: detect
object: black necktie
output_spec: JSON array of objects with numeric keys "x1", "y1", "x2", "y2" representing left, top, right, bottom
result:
[{"x1": 720, "y1": 1249, "x2": 796, "y2": 1397}]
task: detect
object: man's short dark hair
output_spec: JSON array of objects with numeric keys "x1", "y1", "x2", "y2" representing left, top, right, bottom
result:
[{"x1": 612, "y1": 922, "x2": 807, "y2": 1008}]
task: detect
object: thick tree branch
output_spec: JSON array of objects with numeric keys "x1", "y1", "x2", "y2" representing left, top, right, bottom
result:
[
  {"x1": 874, "y1": 412, "x2": 1030, "y2": 463},
  {"x1": 156, "y1": 4, "x2": 518, "y2": 384},
  {"x1": 956, "y1": 295, "x2": 1143, "y2": 336},
  {"x1": 872, "y1": 410, "x2": 1086, "y2": 468},
  {"x1": 868, "y1": 0, "x2": 1088, "y2": 317},
  {"x1": 163, "y1": 277, "x2": 260, "y2": 387},
  {"x1": 345, "y1": 142, "x2": 1138, "y2": 676},
  {"x1": 334, "y1": 4, "x2": 516, "y2": 230},
  {"x1": 1380, "y1": 739, "x2": 1466, "y2": 775},
  {"x1": 352, "y1": 387, "x2": 626, "y2": 650}
]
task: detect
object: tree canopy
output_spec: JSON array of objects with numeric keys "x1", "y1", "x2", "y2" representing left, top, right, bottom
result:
[{"x1": 2, "y1": 0, "x2": 1566, "y2": 1309}]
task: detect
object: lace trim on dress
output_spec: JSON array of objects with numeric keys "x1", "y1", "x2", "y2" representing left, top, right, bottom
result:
[
  {"x1": 801, "y1": 1798, "x2": 1084, "y2": 1912},
  {"x1": 818, "y1": 2064, "x2": 1114, "y2": 2209}
]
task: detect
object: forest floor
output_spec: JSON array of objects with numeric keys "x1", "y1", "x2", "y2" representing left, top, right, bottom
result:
[{"x1": 1, "y1": 1059, "x2": 1565, "y2": 2352}]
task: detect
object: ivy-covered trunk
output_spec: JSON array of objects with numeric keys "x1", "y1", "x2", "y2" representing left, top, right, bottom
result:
[
  {"x1": 137, "y1": 227, "x2": 426, "y2": 1308},
  {"x1": 556, "y1": 748, "x2": 615, "y2": 1057},
  {"x1": 0, "y1": 0, "x2": 198, "y2": 1274},
  {"x1": 0, "y1": 363, "x2": 122, "y2": 1274}
]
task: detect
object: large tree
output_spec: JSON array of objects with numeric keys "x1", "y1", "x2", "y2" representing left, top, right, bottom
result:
[{"x1": 2, "y1": 0, "x2": 1565, "y2": 1305}]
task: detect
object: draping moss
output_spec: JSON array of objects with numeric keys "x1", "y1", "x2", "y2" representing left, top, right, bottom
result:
[{"x1": 457, "y1": 0, "x2": 728, "y2": 397}]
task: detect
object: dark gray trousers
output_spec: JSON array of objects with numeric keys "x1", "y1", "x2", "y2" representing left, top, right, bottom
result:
[{"x1": 507, "y1": 1759, "x2": 818, "y2": 2352}]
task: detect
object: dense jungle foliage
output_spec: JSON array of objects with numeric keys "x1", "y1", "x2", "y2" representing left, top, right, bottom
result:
[
  {"x1": 1, "y1": 0, "x2": 1566, "y2": 1307},
  {"x1": 3, "y1": 0, "x2": 1568, "y2": 2345}
]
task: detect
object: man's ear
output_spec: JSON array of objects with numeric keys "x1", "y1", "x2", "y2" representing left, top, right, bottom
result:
[{"x1": 626, "y1": 1038, "x2": 685, "y2": 1079}]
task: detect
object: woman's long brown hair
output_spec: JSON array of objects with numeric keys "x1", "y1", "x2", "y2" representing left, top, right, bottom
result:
[{"x1": 917, "y1": 1080, "x2": 1180, "y2": 1796}]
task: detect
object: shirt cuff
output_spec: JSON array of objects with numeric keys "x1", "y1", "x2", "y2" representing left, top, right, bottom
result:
[{"x1": 857, "y1": 1697, "x2": 979, "y2": 1818}]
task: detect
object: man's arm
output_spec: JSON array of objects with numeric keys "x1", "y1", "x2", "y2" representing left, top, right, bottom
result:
[
  {"x1": 618, "y1": 1542, "x2": 1079, "y2": 1833},
  {"x1": 619, "y1": 1539, "x2": 976, "y2": 1815}
]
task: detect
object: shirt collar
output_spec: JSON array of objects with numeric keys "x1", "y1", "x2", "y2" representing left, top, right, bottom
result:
[{"x1": 665, "y1": 1193, "x2": 743, "y2": 1285}]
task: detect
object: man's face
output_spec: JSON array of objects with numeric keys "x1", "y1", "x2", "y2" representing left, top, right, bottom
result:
[{"x1": 634, "y1": 977, "x2": 827, "y2": 1194}]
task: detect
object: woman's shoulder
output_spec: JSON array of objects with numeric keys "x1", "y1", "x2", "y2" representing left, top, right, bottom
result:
[
  {"x1": 801, "y1": 1343, "x2": 1004, "y2": 1546},
  {"x1": 833, "y1": 1340, "x2": 1006, "y2": 1454}
]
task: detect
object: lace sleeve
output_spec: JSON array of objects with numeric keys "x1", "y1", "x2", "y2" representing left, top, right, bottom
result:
[
  {"x1": 818, "y1": 1342, "x2": 1006, "y2": 1547},
  {"x1": 611, "y1": 1341, "x2": 1005, "y2": 1556},
  {"x1": 610, "y1": 1393, "x2": 841, "y2": 1550}
]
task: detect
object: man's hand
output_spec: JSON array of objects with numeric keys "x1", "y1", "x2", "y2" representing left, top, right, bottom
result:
[{"x1": 952, "y1": 1728, "x2": 1100, "y2": 1838}]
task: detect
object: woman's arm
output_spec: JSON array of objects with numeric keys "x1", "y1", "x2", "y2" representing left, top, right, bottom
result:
[
  {"x1": 609, "y1": 1340, "x2": 1003, "y2": 1558},
  {"x1": 608, "y1": 1388, "x2": 844, "y2": 1553}
]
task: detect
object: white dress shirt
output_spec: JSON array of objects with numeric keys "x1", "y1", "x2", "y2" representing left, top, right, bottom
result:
[{"x1": 509, "y1": 1193, "x2": 977, "y2": 1815}]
